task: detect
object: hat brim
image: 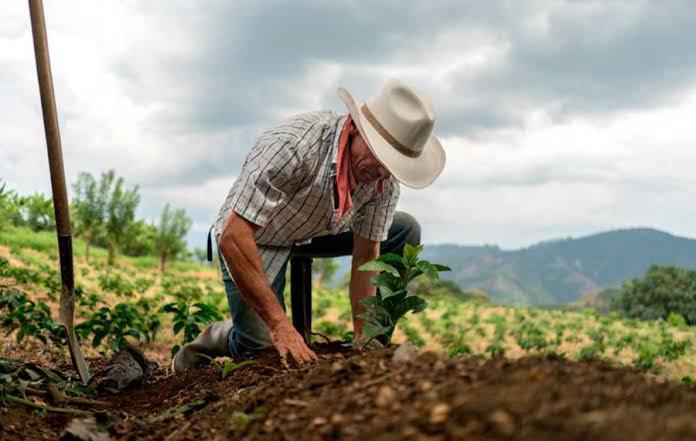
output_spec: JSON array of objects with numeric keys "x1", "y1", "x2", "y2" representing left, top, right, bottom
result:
[{"x1": 338, "y1": 87, "x2": 446, "y2": 189}]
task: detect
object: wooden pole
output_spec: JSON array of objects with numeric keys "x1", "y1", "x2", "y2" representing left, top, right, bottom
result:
[{"x1": 28, "y1": 0, "x2": 91, "y2": 384}]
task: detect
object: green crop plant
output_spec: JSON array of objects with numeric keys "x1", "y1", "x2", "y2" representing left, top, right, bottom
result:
[
  {"x1": 514, "y1": 322, "x2": 549, "y2": 352},
  {"x1": 98, "y1": 272, "x2": 135, "y2": 297},
  {"x1": 76, "y1": 298, "x2": 161, "y2": 353},
  {"x1": 667, "y1": 313, "x2": 688, "y2": 329},
  {"x1": 160, "y1": 284, "x2": 223, "y2": 356},
  {"x1": 485, "y1": 336, "x2": 506, "y2": 358},
  {"x1": 657, "y1": 329, "x2": 691, "y2": 361},
  {"x1": 632, "y1": 341, "x2": 660, "y2": 371},
  {"x1": 0, "y1": 288, "x2": 66, "y2": 345},
  {"x1": 401, "y1": 323, "x2": 426, "y2": 347},
  {"x1": 357, "y1": 244, "x2": 451, "y2": 344},
  {"x1": 135, "y1": 277, "x2": 155, "y2": 294},
  {"x1": 448, "y1": 336, "x2": 472, "y2": 358}
]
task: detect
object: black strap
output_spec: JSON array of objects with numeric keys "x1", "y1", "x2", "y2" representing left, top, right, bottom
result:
[{"x1": 206, "y1": 225, "x2": 214, "y2": 262}]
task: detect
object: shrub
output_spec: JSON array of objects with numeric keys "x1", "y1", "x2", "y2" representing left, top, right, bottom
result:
[
  {"x1": 98, "y1": 272, "x2": 135, "y2": 297},
  {"x1": 0, "y1": 288, "x2": 66, "y2": 345},
  {"x1": 76, "y1": 298, "x2": 160, "y2": 352},
  {"x1": 613, "y1": 266, "x2": 696, "y2": 325}
]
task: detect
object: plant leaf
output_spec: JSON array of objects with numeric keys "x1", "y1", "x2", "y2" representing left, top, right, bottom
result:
[
  {"x1": 358, "y1": 261, "x2": 399, "y2": 277},
  {"x1": 370, "y1": 273, "x2": 402, "y2": 292},
  {"x1": 221, "y1": 360, "x2": 255, "y2": 380},
  {"x1": 432, "y1": 264, "x2": 451, "y2": 272},
  {"x1": 363, "y1": 322, "x2": 390, "y2": 339},
  {"x1": 376, "y1": 253, "x2": 405, "y2": 270}
]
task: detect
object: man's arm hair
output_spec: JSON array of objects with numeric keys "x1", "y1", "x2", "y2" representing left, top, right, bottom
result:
[{"x1": 217, "y1": 211, "x2": 288, "y2": 330}]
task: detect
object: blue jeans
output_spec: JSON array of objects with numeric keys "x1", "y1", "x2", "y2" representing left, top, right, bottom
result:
[{"x1": 221, "y1": 211, "x2": 421, "y2": 358}]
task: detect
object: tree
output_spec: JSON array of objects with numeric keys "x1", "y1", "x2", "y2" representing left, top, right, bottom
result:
[
  {"x1": 153, "y1": 204, "x2": 192, "y2": 274},
  {"x1": 104, "y1": 172, "x2": 140, "y2": 265},
  {"x1": 613, "y1": 265, "x2": 696, "y2": 325},
  {"x1": 121, "y1": 220, "x2": 157, "y2": 256},
  {"x1": 17, "y1": 193, "x2": 55, "y2": 232},
  {"x1": 313, "y1": 258, "x2": 339, "y2": 288},
  {"x1": 0, "y1": 181, "x2": 23, "y2": 229},
  {"x1": 72, "y1": 172, "x2": 111, "y2": 263}
]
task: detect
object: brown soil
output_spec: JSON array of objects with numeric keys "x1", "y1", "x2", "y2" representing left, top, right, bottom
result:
[{"x1": 2, "y1": 344, "x2": 696, "y2": 441}]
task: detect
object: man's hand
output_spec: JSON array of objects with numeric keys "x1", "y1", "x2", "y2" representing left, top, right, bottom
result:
[{"x1": 268, "y1": 320, "x2": 318, "y2": 366}]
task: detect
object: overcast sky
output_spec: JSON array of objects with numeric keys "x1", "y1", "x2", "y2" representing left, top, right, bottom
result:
[{"x1": 2, "y1": 1, "x2": 696, "y2": 249}]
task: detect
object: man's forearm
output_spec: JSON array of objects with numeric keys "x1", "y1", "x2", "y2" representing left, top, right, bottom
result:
[
  {"x1": 349, "y1": 265, "x2": 377, "y2": 336},
  {"x1": 350, "y1": 236, "x2": 381, "y2": 337},
  {"x1": 218, "y1": 214, "x2": 288, "y2": 329}
]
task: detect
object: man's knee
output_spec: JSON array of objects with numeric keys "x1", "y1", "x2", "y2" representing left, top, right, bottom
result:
[
  {"x1": 393, "y1": 211, "x2": 421, "y2": 245},
  {"x1": 383, "y1": 212, "x2": 421, "y2": 255}
]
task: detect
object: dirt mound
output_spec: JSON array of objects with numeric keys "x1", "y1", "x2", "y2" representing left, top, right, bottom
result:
[{"x1": 2, "y1": 344, "x2": 696, "y2": 440}]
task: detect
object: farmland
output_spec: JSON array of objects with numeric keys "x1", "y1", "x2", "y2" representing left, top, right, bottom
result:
[{"x1": 1, "y1": 226, "x2": 696, "y2": 440}]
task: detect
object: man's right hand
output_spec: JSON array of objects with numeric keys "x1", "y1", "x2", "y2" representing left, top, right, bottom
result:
[{"x1": 268, "y1": 319, "x2": 318, "y2": 366}]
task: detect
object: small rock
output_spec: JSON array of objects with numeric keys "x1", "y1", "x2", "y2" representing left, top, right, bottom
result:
[
  {"x1": 392, "y1": 343, "x2": 418, "y2": 364},
  {"x1": 429, "y1": 403, "x2": 450, "y2": 424},
  {"x1": 330, "y1": 414, "x2": 344, "y2": 424},
  {"x1": 419, "y1": 380, "x2": 434, "y2": 392},
  {"x1": 489, "y1": 410, "x2": 515, "y2": 436},
  {"x1": 60, "y1": 417, "x2": 112, "y2": 441},
  {"x1": 331, "y1": 361, "x2": 345, "y2": 374},
  {"x1": 402, "y1": 426, "x2": 418, "y2": 437},
  {"x1": 375, "y1": 385, "x2": 396, "y2": 408},
  {"x1": 312, "y1": 417, "x2": 327, "y2": 426}
]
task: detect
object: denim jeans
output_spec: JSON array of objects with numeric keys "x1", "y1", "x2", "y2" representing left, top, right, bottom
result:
[{"x1": 221, "y1": 211, "x2": 421, "y2": 358}]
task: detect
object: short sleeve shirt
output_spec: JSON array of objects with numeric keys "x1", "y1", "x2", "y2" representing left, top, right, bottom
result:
[{"x1": 214, "y1": 111, "x2": 400, "y2": 285}]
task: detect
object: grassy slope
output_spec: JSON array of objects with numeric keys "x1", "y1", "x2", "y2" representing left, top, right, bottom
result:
[{"x1": 1, "y1": 226, "x2": 695, "y2": 381}]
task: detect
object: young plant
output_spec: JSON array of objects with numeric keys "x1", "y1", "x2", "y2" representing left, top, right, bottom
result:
[
  {"x1": 357, "y1": 243, "x2": 451, "y2": 344},
  {"x1": 160, "y1": 282, "x2": 222, "y2": 356},
  {"x1": 76, "y1": 298, "x2": 161, "y2": 353},
  {"x1": 0, "y1": 288, "x2": 66, "y2": 345}
]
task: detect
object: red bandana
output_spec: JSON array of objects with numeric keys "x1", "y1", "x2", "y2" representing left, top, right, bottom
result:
[{"x1": 336, "y1": 116, "x2": 385, "y2": 223}]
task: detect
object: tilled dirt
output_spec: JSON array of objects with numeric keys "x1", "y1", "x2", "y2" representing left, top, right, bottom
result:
[{"x1": 2, "y1": 344, "x2": 696, "y2": 441}]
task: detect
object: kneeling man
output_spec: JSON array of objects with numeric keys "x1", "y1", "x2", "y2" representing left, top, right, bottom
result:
[{"x1": 173, "y1": 79, "x2": 446, "y2": 372}]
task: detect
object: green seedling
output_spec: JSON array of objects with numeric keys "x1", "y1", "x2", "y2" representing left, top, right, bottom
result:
[
  {"x1": 161, "y1": 292, "x2": 222, "y2": 357},
  {"x1": 221, "y1": 360, "x2": 255, "y2": 380},
  {"x1": 357, "y1": 244, "x2": 450, "y2": 344},
  {"x1": 0, "y1": 288, "x2": 66, "y2": 345},
  {"x1": 76, "y1": 298, "x2": 160, "y2": 353}
]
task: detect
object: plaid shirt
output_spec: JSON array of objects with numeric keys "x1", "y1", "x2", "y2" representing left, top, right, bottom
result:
[{"x1": 214, "y1": 110, "x2": 400, "y2": 285}]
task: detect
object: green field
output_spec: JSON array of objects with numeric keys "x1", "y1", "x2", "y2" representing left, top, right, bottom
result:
[{"x1": 1, "y1": 226, "x2": 694, "y2": 381}]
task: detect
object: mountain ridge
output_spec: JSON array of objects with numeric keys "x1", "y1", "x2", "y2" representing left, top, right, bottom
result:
[{"x1": 333, "y1": 228, "x2": 696, "y2": 306}]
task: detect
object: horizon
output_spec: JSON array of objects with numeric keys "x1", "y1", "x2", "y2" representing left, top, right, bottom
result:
[{"x1": 3, "y1": 2, "x2": 696, "y2": 249}]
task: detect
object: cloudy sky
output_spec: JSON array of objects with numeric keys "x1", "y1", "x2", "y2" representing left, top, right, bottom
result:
[{"x1": 2, "y1": 1, "x2": 696, "y2": 249}]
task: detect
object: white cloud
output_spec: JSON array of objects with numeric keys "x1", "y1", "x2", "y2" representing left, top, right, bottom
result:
[{"x1": 2, "y1": 1, "x2": 696, "y2": 250}]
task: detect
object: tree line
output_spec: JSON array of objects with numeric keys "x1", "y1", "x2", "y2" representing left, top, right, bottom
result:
[{"x1": 0, "y1": 171, "x2": 192, "y2": 273}]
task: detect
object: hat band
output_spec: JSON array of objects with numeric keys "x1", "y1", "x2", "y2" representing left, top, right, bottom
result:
[{"x1": 361, "y1": 104, "x2": 422, "y2": 158}]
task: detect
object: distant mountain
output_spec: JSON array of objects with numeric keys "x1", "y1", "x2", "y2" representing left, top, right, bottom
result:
[{"x1": 329, "y1": 228, "x2": 696, "y2": 306}]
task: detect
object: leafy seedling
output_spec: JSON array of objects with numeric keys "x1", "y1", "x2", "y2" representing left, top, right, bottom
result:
[
  {"x1": 221, "y1": 360, "x2": 255, "y2": 380},
  {"x1": 357, "y1": 243, "x2": 450, "y2": 344}
]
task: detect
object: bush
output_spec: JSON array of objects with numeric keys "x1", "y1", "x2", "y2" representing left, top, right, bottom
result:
[
  {"x1": 76, "y1": 298, "x2": 161, "y2": 353},
  {"x1": 0, "y1": 288, "x2": 66, "y2": 345},
  {"x1": 613, "y1": 266, "x2": 696, "y2": 325}
]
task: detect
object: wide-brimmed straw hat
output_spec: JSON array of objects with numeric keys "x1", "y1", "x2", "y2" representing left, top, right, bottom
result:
[{"x1": 337, "y1": 78, "x2": 446, "y2": 189}]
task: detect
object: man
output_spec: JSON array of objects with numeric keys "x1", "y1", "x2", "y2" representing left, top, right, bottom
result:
[{"x1": 173, "y1": 78, "x2": 446, "y2": 373}]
